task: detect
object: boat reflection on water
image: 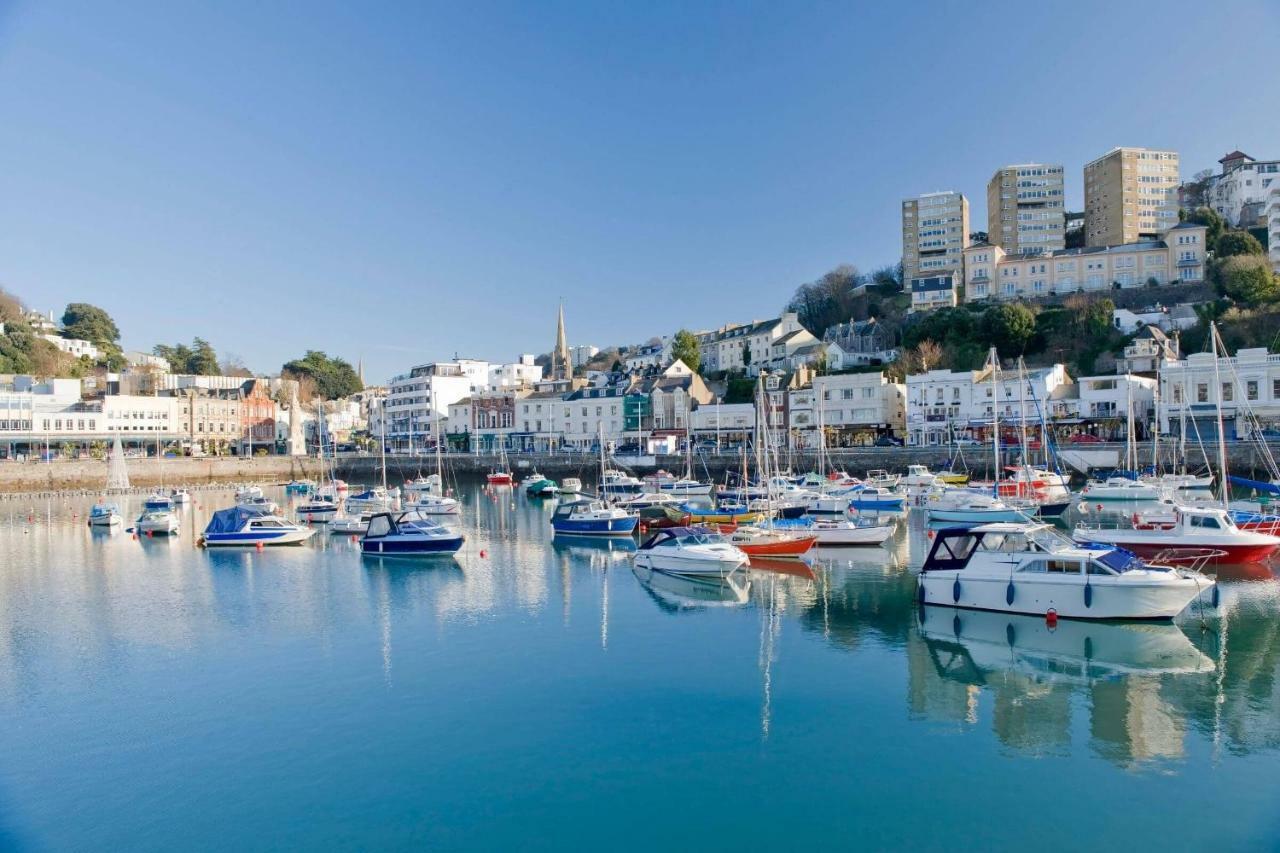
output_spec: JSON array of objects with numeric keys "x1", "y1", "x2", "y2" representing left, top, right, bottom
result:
[
  {"x1": 632, "y1": 563, "x2": 751, "y2": 611},
  {"x1": 919, "y1": 607, "x2": 1215, "y2": 682},
  {"x1": 551, "y1": 534, "x2": 638, "y2": 556},
  {"x1": 746, "y1": 556, "x2": 815, "y2": 579}
]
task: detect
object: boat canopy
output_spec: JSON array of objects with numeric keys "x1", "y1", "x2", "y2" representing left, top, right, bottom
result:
[
  {"x1": 639, "y1": 526, "x2": 718, "y2": 549},
  {"x1": 1228, "y1": 475, "x2": 1280, "y2": 495},
  {"x1": 204, "y1": 506, "x2": 271, "y2": 533}
]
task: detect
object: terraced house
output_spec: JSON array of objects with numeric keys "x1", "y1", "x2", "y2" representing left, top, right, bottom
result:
[{"x1": 962, "y1": 221, "x2": 1206, "y2": 303}]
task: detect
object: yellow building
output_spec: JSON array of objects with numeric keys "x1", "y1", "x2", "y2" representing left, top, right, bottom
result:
[
  {"x1": 1084, "y1": 147, "x2": 1180, "y2": 247},
  {"x1": 986, "y1": 163, "x2": 1065, "y2": 254},
  {"x1": 902, "y1": 191, "x2": 969, "y2": 285}
]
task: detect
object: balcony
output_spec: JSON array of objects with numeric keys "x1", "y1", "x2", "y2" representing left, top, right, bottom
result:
[{"x1": 1176, "y1": 257, "x2": 1200, "y2": 267}]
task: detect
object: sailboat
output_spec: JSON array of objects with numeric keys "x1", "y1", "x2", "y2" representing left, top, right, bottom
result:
[
  {"x1": 658, "y1": 394, "x2": 712, "y2": 497},
  {"x1": 486, "y1": 440, "x2": 512, "y2": 485},
  {"x1": 407, "y1": 410, "x2": 461, "y2": 515},
  {"x1": 296, "y1": 400, "x2": 340, "y2": 522},
  {"x1": 551, "y1": 424, "x2": 638, "y2": 536},
  {"x1": 1081, "y1": 377, "x2": 1164, "y2": 502}
]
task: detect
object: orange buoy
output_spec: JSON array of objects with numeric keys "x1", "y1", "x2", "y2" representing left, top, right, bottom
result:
[
  {"x1": 256, "y1": 542, "x2": 264, "y2": 551},
  {"x1": 1045, "y1": 609, "x2": 1058, "y2": 627}
]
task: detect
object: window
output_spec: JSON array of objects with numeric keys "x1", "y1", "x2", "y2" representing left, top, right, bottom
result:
[
  {"x1": 1197, "y1": 384, "x2": 1208, "y2": 403},
  {"x1": 1222, "y1": 383, "x2": 1233, "y2": 402},
  {"x1": 1247, "y1": 380, "x2": 1259, "y2": 401}
]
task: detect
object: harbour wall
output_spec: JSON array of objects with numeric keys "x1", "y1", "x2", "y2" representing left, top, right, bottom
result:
[{"x1": 2, "y1": 443, "x2": 1277, "y2": 495}]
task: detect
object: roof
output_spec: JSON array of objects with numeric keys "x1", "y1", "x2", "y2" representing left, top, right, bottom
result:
[
  {"x1": 1167, "y1": 220, "x2": 1207, "y2": 231},
  {"x1": 1219, "y1": 150, "x2": 1252, "y2": 163},
  {"x1": 774, "y1": 329, "x2": 811, "y2": 346}
]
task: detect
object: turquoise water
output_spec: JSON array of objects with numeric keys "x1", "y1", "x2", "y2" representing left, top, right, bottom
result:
[{"x1": 1, "y1": 485, "x2": 1278, "y2": 851}]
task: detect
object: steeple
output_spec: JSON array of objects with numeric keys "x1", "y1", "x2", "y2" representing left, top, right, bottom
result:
[{"x1": 553, "y1": 302, "x2": 571, "y2": 380}]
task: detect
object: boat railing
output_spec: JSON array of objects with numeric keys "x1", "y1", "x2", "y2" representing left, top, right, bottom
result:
[{"x1": 1149, "y1": 548, "x2": 1226, "y2": 575}]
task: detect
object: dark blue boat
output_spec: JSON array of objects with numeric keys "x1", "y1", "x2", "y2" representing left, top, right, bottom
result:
[{"x1": 361, "y1": 511, "x2": 464, "y2": 555}]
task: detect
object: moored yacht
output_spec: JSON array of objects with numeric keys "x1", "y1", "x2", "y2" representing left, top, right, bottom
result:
[
  {"x1": 360, "y1": 511, "x2": 464, "y2": 555},
  {"x1": 1081, "y1": 476, "x2": 1165, "y2": 502},
  {"x1": 550, "y1": 499, "x2": 638, "y2": 536},
  {"x1": 1072, "y1": 504, "x2": 1280, "y2": 564},
  {"x1": 135, "y1": 507, "x2": 179, "y2": 535},
  {"x1": 920, "y1": 522, "x2": 1214, "y2": 620},
  {"x1": 88, "y1": 503, "x2": 123, "y2": 527},
  {"x1": 200, "y1": 507, "x2": 316, "y2": 547},
  {"x1": 633, "y1": 527, "x2": 749, "y2": 577},
  {"x1": 296, "y1": 492, "x2": 339, "y2": 522},
  {"x1": 345, "y1": 487, "x2": 394, "y2": 514}
]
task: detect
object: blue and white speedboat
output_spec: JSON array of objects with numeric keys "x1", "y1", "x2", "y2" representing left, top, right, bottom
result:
[
  {"x1": 550, "y1": 499, "x2": 638, "y2": 536},
  {"x1": 200, "y1": 507, "x2": 316, "y2": 547},
  {"x1": 88, "y1": 503, "x2": 123, "y2": 527},
  {"x1": 143, "y1": 493, "x2": 174, "y2": 512},
  {"x1": 361, "y1": 511, "x2": 464, "y2": 555},
  {"x1": 346, "y1": 487, "x2": 394, "y2": 514},
  {"x1": 846, "y1": 485, "x2": 905, "y2": 511},
  {"x1": 296, "y1": 493, "x2": 340, "y2": 523}
]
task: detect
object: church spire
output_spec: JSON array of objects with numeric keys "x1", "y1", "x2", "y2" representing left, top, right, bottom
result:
[{"x1": 553, "y1": 302, "x2": 571, "y2": 380}]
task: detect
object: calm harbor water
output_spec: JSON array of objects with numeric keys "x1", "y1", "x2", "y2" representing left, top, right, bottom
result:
[{"x1": 1, "y1": 484, "x2": 1278, "y2": 851}]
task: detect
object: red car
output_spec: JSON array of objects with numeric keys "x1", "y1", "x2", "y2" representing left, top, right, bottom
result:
[{"x1": 1069, "y1": 433, "x2": 1105, "y2": 444}]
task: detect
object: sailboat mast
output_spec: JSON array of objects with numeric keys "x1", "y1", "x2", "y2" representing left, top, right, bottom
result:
[
  {"x1": 1152, "y1": 360, "x2": 1161, "y2": 475},
  {"x1": 379, "y1": 398, "x2": 388, "y2": 492},
  {"x1": 989, "y1": 348, "x2": 1001, "y2": 495},
  {"x1": 1210, "y1": 323, "x2": 1230, "y2": 511}
]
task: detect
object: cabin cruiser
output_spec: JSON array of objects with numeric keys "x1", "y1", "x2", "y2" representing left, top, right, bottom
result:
[
  {"x1": 864, "y1": 469, "x2": 901, "y2": 489},
  {"x1": 345, "y1": 487, "x2": 394, "y2": 514},
  {"x1": 361, "y1": 511, "x2": 464, "y2": 555},
  {"x1": 296, "y1": 492, "x2": 339, "y2": 522},
  {"x1": 599, "y1": 469, "x2": 644, "y2": 497},
  {"x1": 1073, "y1": 504, "x2": 1280, "y2": 564},
  {"x1": 169, "y1": 488, "x2": 191, "y2": 505},
  {"x1": 144, "y1": 493, "x2": 174, "y2": 512},
  {"x1": 135, "y1": 507, "x2": 179, "y2": 535},
  {"x1": 236, "y1": 492, "x2": 280, "y2": 515},
  {"x1": 559, "y1": 477, "x2": 583, "y2": 495},
  {"x1": 88, "y1": 503, "x2": 123, "y2": 527},
  {"x1": 616, "y1": 492, "x2": 682, "y2": 511},
  {"x1": 405, "y1": 492, "x2": 461, "y2": 516},
  {"x1": 656, "y1": 477, "x2": 714, "y2": 497},
  {"x1": 200, "y1": 507, "x2": 315, "y2": 547},
  {"x1": 1081, "y1": 476, "x2": 1165, "y2": 502},
  {"x1": 329, "y1": 513, "x2": 371, "y2": 534},
  {"x1": 235, "y1": 485, "x2": 264, "y2": 502},
  {"x1": 920, "y1": 522, "x2": 1214, "y2": 620},
  {"x1": 846, "y1": 485, "x2": 905, "y2": 511},
  {"x1": 771, "y1": 515, "x2": 894, "y2": 546},
  {"x1": 403, "y1": 474, "x2": 441, "y2": 497},
  {"x1": 899, "y1": 464, "x2": 941, "y2": 489},
  {"x1": 524, "y1": 476, "x2": 558, "y2": 497},
  {"x1": 926, "y1": 489, "x2": 1029, "y2": 524},
  {"x1": 550, "y1": 499, "x2": 638, "y2": 536},
  {"x1": 633, "y1": 527, "x2": 749, "y2": 577}
]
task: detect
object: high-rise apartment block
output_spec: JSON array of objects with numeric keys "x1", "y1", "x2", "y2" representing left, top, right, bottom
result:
[
  {"x1": 1084, "y1": 147, "x2": 1180, "y2": 247},
  {"x1": 901, "y1": 191, "x2": 969, "y2": 285},
  {"x1": 986, "y1": 164, "x2": 1065, "y2": 254}
]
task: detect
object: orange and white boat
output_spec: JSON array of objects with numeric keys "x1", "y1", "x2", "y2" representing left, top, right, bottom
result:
[{"x1": 720, "y1": 524, "x2": 818, "y2": 559}]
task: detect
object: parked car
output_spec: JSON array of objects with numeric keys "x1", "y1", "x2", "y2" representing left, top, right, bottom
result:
[
  {"x1": 1069, "y1": 433, "x2": 1105, "y2": 444},
  {"x1": 952, "y1": 437, "x2": 980, "y2": 447},
  {"x1": 873, "y1": 436, "x2": 904, "y2": 447}
]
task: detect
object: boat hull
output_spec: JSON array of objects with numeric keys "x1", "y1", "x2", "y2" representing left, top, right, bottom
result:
[
  {"x1": 551, "y1": 517, "x2": 638, "y2": 536},
  {"x1": 361, "y1": 536, "x2": 463, "y2": 555},
  {"x1": 928, "y1": 508, "x2": 1027, "y2": 524},
  {"x1": 735, "y1": 535, "x2": 818, "y2": 558},
  {"x1": 202, "y1": 528, "x2": 316, "y2": 547},
  {"x1": 633, "y1": 553, "x2": 746, "y2": 577},
  {"x1": 1070, "y1": 532, "x2": 1278, "y2": 564},
  {"x1": 919, "y1": 571, "x2": 1206, "y2": 620}
]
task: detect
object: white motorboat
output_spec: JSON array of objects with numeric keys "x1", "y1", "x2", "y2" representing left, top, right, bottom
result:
[
  {"x1": 1072, "y1": 504, "x2": 1280, "y2": 564},
  {"x1": 559, "y1": 477, "x2": 583, "y2": 495},
  {"x1": 1144, "y1": 472, "x2": 1214, "y2": 491},
  {"x1": 200, "y1": 507, "x2": 316, "y2": 547},
  {"x1": 88, "y1": 503, "x2": 123, "y2": 527},
  {"x1": 657, "y1": 478, "x2": 714, "y2": 497},
  {"x1": 926, "y1": 488, "x2": 1028, "y2": 524},
  {"x1": 600, "y1": 469, "x2": 644, "y2": 497},
  {"x1": 919, "y1": 522, "x2": 1215, "y2": 620},
  {"x1": 865, "y1": 469, "x2": 901, "y2": 489},
  {"x1": 616, "y1": 492, "x2": 682, "y2": 511},
  {"x1": 772, "y1": 516, "x2": 894, "y2": 546},
  {"x1": 296, "y1": 493, "x2": 339, "y2": 522},
  {"x1": 169, "y1": 489, "x2": 191, "y2": 505},
  {"x1": 345, "y1": 487, "x2": 394, "y2": 514},
  {"x1": 406, "y1": 493, "x2": 461, "y2": 516},
  {"x1": 235, "y1": 485, "x2": 264, "y2": 502},
  {"x1": 330, "y1": 513, "x2": 371, "y2": 534},
  {"x1": 633, "y1": 527, "x2": 749, "y2": 577},
  {"x1": 237, "y1": 495, "x2": 280, "y2": 515},
  {"x1": 135, "y1": 509, "x2": 179, "y2": 535},
  {"x1": 404, "y1": 474, "x2": 441, "y2": 496},
  {"x1": 899, "y1": 464, "x2": 941, "y2": 489},
  {"x1": 1081, "y1": 477, "x2": 1165, "y2": 502}
]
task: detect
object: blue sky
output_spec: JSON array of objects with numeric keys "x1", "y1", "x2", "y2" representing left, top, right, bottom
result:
[{"x1": 1, "y1": 0, "x2": 1276, "y2": 383}]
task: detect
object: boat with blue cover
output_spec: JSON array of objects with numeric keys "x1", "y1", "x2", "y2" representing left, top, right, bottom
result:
[
  {"x1": 845, "y1": 485, "x2": 905, "y2": 511},
  {"x1": 360, "y1": 511, "x2": 464, "y2": 555},
  {"x1": 88, "y1": 503, "x2": 123, "y2": 527},
  {"x1": 200, "y1": 506, "x2": 316, "y2": 547}
]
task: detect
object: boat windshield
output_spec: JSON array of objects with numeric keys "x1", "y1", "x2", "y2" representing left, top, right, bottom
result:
[{"x1": 680, "y1": 533, "x2": 725, "y2": 546}]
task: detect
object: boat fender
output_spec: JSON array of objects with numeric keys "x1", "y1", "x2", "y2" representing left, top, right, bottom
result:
[
  {"x1": 1211, "y1": 584, "x2": 1220, "y2": 608},
  {"x1": 1005, "y1": 623, "x2": 1016, "y2": 647},
  {"x1": 952, "y1": 578, "x2": 962, "y2": 603},
  {"x1": 1084, "y1": 582, "x2": 1093, "y2": 609},
  {"x1": 1006, "y1": 582, "x2": 1016, "y2": 606},
  {"x1": 1045, "y1": 609, "x2": 1058, "y2": 627}
]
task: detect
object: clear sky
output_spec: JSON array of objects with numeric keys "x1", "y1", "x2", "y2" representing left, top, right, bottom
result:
[{"x1": 1, "y1": 0, "x2": 1276, "y2": 383}]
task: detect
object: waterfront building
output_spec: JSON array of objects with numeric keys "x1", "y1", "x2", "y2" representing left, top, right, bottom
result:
[
  {"x1": 1048, "y1": 375, "x2": 1157, "y2": 437},
  {"x1": 697, "y1": 312, "x2": 807, "y2": 376},
  {"x1": 1205, "y1": 150, "x2": 1280, "y2": 227},
  {"x1": 788, "y1": 371, "x2": 905, "y2": 448},
  {"x1": 624, "y1": 339, "x2": 671, "y2": 372},
  {"x1": 986, "y1": 163, "x2": 1066, "y2": 255},
  {"x1": 689, "y1": 402, "x2": 755, "y2": 447},
  {"x1": 471, "y1": 388, "x2": 529, "y2": 452},
  {"x1": 1084, "y1": 147, "x2": 1180, "y2": 247},
  {"x1": 445, "y1": 397, "x2": 473, "y2": 450},
  {"x1": 905, "y1": 363, "x2": 1070, "y2": 446},
  {"x1": 170, "y1": 387, "x2": 241, "y2": 454},
  {"x1": 237, "y1": 378, "x2": 277, "y2": 454},
  {"x1": 902, "y1": 191, "x2": 969, "y2": 287},
  {"x1": 641, "y1": 360, "x2": 714, "y2": 438},
  {"x1": 385, "y1": 361, "x2": 487, "y2": 453},
  {"x1": 1159, "y1": 347, "x2": 1280, "y2": 437},
  {"x1": 961, "y1": 222, "x2": 1207, "y2": 303},
  {"x1": 488, "y1": 354, "x2": 542, "y2": 389},
  {"x1": 1115, "y1": 325, "x2": 1181, "y2": 376}
]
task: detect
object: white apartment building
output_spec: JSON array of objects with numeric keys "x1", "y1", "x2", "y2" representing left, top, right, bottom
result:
[
  {"x1": 689, "y1": 402, "x2": 755, "y2": 445},
  {"x1": 41, "y1": 334, "x2": 101, "y2": 361},
  {"x1": 788, "y1": 372, "x2": 905, "y2": 447},
  {"x1": 1206, "y1": 150, "x2": 1280, "y2": 227},
  {"x1": 987, "y1": 163, "x2": 1066, "y2": 255},
  {"x1": 1070, "y1": 375, "x2": 1157, "y2": 423},
  {"x1": 902, "y1": 191, "x2": 970, "y2": 285},
  {"x1": 102, "y1": 395, "x2": 182, "y2": 438},
  {"x1": 569, "y1": 345, "x2": 600, "y2": 368},
  {"x1": 962, "y1": 222, "x2": 1207, "y2": 303},
  {"x1": 558, "y1": 384, "x2": 632, "y2": 450},
  {"x1": 906, "y1": 364, "x2": 1070, "y2": 446},
  {"x1": 1267, "y1": 185, "x2": 1280, "y2": 274},
  {"x1": 386, "y1": 361, "x2": 487, "y2": 453},
  {"x1": 697, "y1": 313, "x2": 806, "y2": 375},
  {"x1": 488, "y1": 354, "x2": 543, "y2": 389},
  {"x1": 1159, "y1": 348, "x2": 1280, "y2": 438}
]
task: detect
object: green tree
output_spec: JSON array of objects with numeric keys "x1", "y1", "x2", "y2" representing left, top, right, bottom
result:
[
  {"x1": 60, "y1": 303, "x2": 120, "y2": 345},
  {"x1": 783, "y1": 264, "x2": 861, "y2": 337},
  {"x1": 670, "y1": 329, "x2": 701, "y2": 373},
  {"x1": 1187, "y1": 207, "x2": 1225, "y2": 249},
  {"x1": 282, "y1": 351, "x2": 363, "y2": 399},
  {"x1": 1215, "y1": 230, "x2": 1264, "y2": 258},
  {"x1": 980, "y1": 303, "x2": 1036, "y2": 355},
  {"x1": 154, "y1": 339, "x2": 219, "y2": 374},
  {"x1": 1218, "y1": 256, "x2": 1280, "y2": 304}
]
